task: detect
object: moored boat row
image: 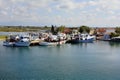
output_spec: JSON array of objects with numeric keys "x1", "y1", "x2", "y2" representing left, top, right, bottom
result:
[
  {"x1": 3, "y1": 32, "x2": 120, "y2": 47},
  {"x1": 3, "y1": 33, "x2": 67, "y2": 47}
]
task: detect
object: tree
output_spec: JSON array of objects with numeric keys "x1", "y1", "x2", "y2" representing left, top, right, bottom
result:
[
  {"x1": 78, "y1": 25, "x2": 90, "y2": 33},
  {"x1": 115, "y1": 27, "x2": 120, "y2": 34},
  {"x1": 109, "y1": 27, "x2": 120, "y2": 38},
  {"x1": 56, "y1": 25, "x2": 65, "y2": 33},
  {"x1": 110, "y1": 32, "x2": 119, "y2": 38},
  {"x1": 51, "y1": 25, "x2": 55, "y2": 34},
  {"x1": 44, "y1": 26, "x2": 48, "y2": 28}
]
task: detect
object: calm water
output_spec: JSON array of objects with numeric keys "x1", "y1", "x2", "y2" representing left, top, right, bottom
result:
[{"x1": 0, "y1": 41, "x2": 120, "y2": 80}]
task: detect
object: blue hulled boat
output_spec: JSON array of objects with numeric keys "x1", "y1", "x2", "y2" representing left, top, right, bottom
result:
[
  {"x1": 3, "y1": 41, "x2": 15, "y2": 47},
  {"x1": 110, "y1": 36, "x2": 120, "y2": 42},
  {"x1": 14, "y1": 36, "x2": 30, "y2": 47}
]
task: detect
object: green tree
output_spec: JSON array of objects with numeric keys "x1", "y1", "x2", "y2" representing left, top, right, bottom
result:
[
  {"x1": 44, "y1": 26, "x2": 48, "y2": 28},
  {"x1": 79, "y1": 25, "x2": 90, "y2": 33},
  {"x1": 115, "y1": 27, "x2": 120, "y2": 34},
  {"x1": 51, "y1": 25, "x2": 55, "y2": 34},
  {"x1": 110, "y1": 32, "x2": 119, "y2": 38},
  {"x1": 56, "y1": 25, "x2": 65, "y2": 33}
]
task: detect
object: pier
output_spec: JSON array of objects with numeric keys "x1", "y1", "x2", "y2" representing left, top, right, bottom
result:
[{"x1": 30, "y1": 40, "x2": 42, "y2": 46}]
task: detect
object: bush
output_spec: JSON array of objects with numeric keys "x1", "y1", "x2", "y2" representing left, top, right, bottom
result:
[
  {"x1": 78, "y1": 25, "x2": 90, "y2": 33},
  {"x1": 110, "y1": 32, "x2": 119, "y2": 38}
]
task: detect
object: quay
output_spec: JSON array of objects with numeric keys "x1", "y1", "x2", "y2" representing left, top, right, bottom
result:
[{"x1": 30, "y1": 39, "x2": 42, "y2": 46}]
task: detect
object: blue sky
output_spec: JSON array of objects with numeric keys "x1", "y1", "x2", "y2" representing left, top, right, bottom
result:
[{"x1": 0, "y1": 0, "x2": 120, "y2": 27}]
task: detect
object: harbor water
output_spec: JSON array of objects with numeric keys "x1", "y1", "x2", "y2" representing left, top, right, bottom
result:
[{"x1": 0, "y1": 41, "x2": 120, "y2": 80}]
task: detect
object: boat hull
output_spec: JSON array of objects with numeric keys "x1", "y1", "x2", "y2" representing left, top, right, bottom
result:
[
  {"x1": 39, "y1": 40, "x2": 66, "y2": 46},
  {"x1": 71, "y1": 38, "x2": 94, "y2": 43},
  {"x1": 3, "y1": 41, "x2": 15, "y2": 47},
  {"x1": 14, "y1": 42, "x2": 30, "y2": 47},
  {"x1": 109, "y1": 39, "x2": 120, "y2": 42}
]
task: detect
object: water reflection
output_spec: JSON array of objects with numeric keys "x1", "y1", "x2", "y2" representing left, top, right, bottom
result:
[
  {"x1": 109, "y1": 42, "x2": 120, "y2": 47},
  {"x1": 1, "y1": 40, "x2": 120, "y2": 79},
  {"x1": 70, "y1": 43, "x2": 93, "y2": 47},
  {"x1": 0, "y1": 42, "x2": 30, "y2": 55}
]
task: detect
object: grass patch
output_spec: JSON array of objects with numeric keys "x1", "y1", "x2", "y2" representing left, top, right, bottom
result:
[{"x1": 0, "y1": 35, "x2": 7, "y2": 40}]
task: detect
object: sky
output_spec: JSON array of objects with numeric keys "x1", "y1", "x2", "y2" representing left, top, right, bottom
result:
[{"x1": 0, "y1": 0, "x2": 120, "y2": 27}]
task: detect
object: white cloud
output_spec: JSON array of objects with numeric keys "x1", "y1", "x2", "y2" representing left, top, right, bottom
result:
[
  {"x1": 0, "y1": 10, "x2": 7, "y2": 15},
  {"x1": 88, "y1": 0, "x2": 97, "y2": 6},
  {"x1": 0, "y1": 0, "x2": 120, "y2": 26},
  {"x1": 56, "y1": 1, "x2": 76, "y2": 10},
  {"x1": 56, "y1": 0, "x2": 88, "y2": 10}
]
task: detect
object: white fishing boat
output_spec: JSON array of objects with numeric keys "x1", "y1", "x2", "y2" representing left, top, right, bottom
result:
[
  {"x1": 39, "y1": 33, "x2": 67, "y2": 46},
  {"x1": 57, "y1": 33, "x2": 67, "y2": 45},
  {"x1": 3, "y1": 35, "x2": 16, "y2": 47},
  {"x1": 3, "y1": 35, "x2": 30, "y2": 47},
  {"x1": 14, "y1": 36, "x2": 30, "y2": 47}
]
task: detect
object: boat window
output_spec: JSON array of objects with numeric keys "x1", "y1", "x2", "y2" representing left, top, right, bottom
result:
[{"x1": 86, "y1": 35, "x2": 88, "y2": 37}]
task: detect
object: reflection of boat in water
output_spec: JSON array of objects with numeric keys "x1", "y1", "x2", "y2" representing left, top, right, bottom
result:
[
  {"x1": 70, "y1": 34, "x2": 95, "y2": 43},
  {"x1": 58, "y1": 40, "x2": 66, "y2": 45},
  {"x1": 109, "y1": 41, "x2": 120, "y2": 47}
]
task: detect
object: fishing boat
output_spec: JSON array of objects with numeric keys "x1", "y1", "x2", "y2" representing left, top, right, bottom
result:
[
  {"x1": 14, "y1": 36, "x2": 30, "y2": 47},
  {"x1": 3, "y1": 35, "x2": 30, "y2": 47},
  {"x1": 70, "y1": 34, "x2": 94, "y2": 43},
  {"x1": 39, "y1": 33, "x2": 66, "y2": 46},
  {"x1": 3, "y1": 35, "x2": 16, "y2": 47},
  {"x1": 57, "y1": 33, "x2": 67, "y2": 45},
  {"x1": 110, "y1": 36, "x2": 120, "y2": 42}
]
